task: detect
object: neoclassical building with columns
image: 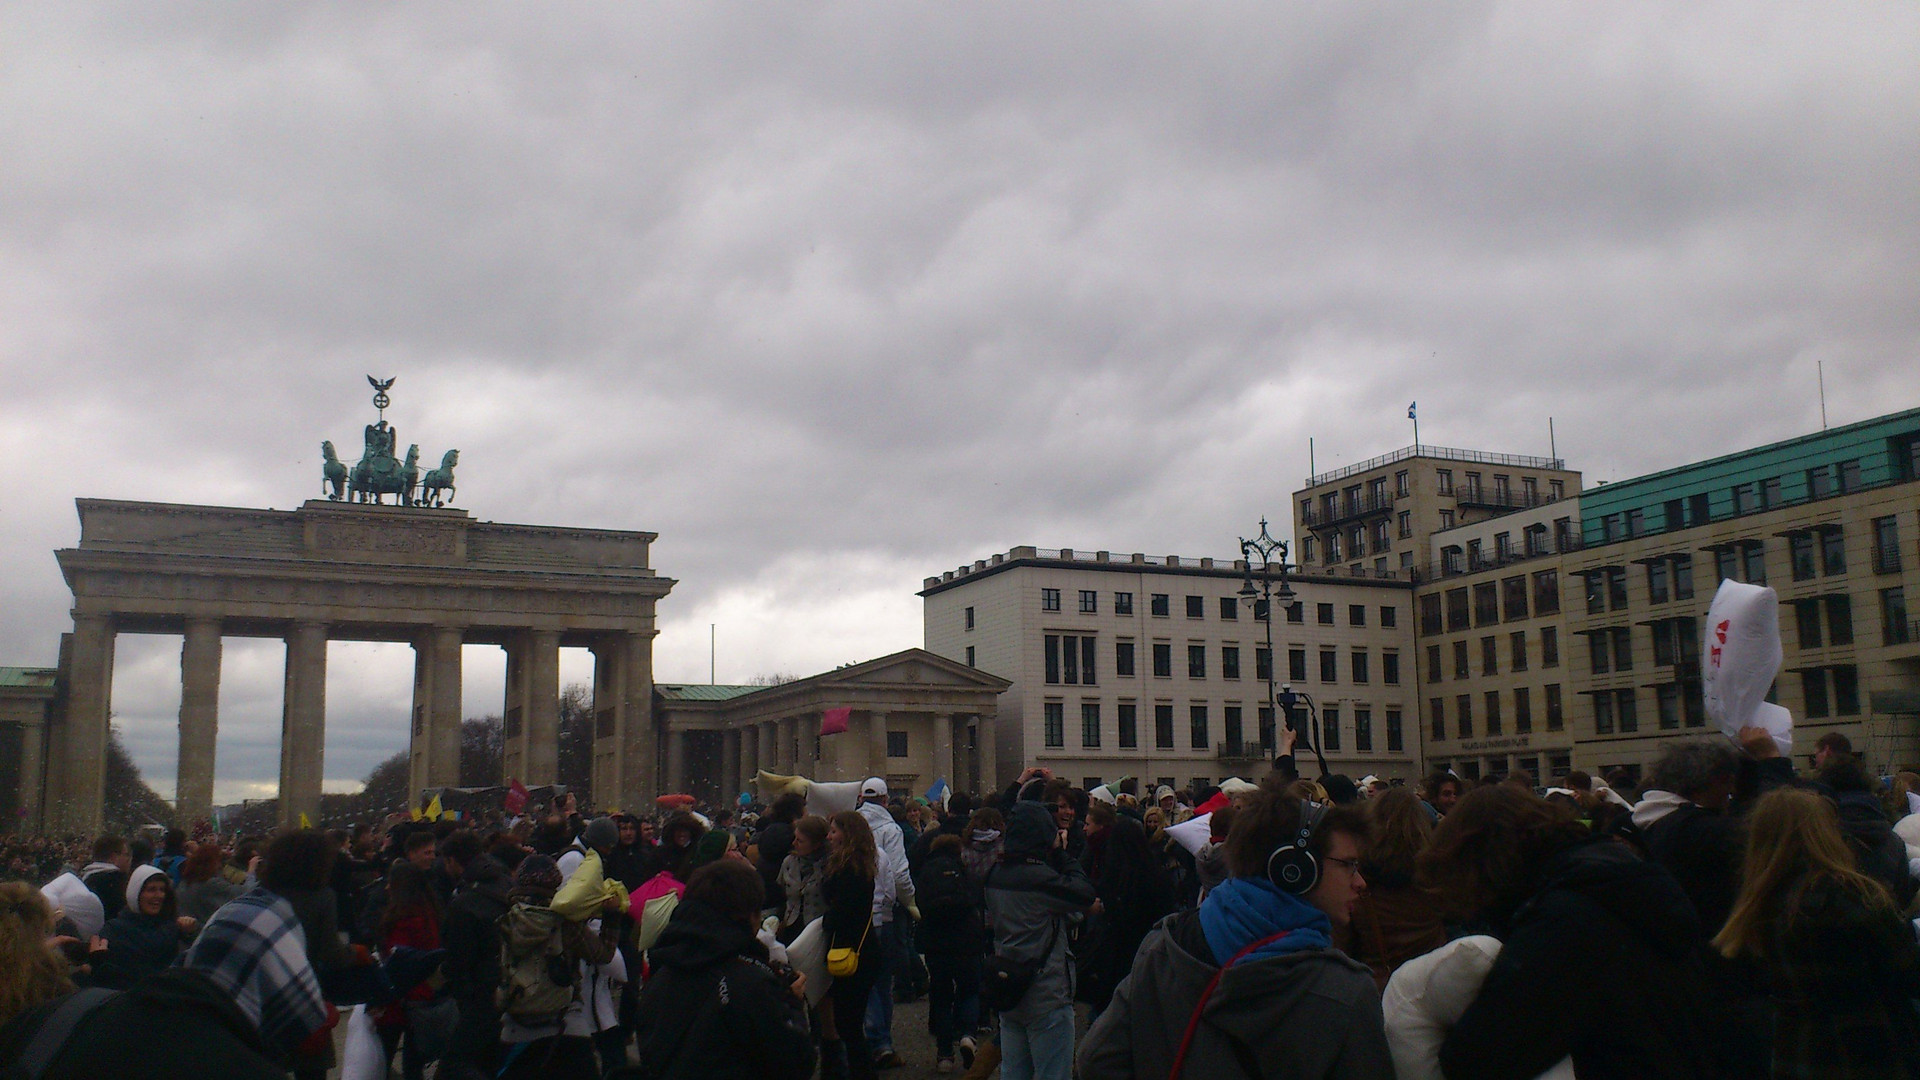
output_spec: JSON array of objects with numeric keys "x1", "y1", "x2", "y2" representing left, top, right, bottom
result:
[{"x1": 654, "y1": 649, "x2": 1010, "y2": 803}]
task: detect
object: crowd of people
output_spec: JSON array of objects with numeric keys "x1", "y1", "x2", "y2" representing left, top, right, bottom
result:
[{"x1": 1, "y1": 724, "x2": 1918, "y2": 1078}]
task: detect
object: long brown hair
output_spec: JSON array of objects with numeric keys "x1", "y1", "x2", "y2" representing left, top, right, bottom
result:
[
  {"x1": 1366, "y1": 788, "x2": 1435, "y2": 884},
  {"x1": 0, "y1": 883, "x2": 75, "y2": 1027},
  {"x1": 826, "y1": 811, "x2": 878, "y2": 880},
  {"x1": 1416, "y1": 785, "x2": 1589, "y2": 923},
  {"x1": 1713, "y1": 788, "x2": 1894, "y2": 960}
]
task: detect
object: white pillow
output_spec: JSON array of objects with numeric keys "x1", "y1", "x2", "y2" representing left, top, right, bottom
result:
[{"x1": 1383, "y1": 936, "x2": 1574, "y2": 1080}]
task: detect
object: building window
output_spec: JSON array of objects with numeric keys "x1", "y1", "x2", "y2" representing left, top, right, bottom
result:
[
  {"x1": 1399, "y1": 511, "x2": 1412, "y2": 539},
  {"x1": 965, "y1": 645, "x2": 976, "y2": 667},
  {"x1": 1426, "y1": 644, "x2": 1443, "y2": 683},
  {"x1": 888, "y1": 730, "x2": 909, "y2": 757},
  {"x1": 1186, "y1": 595, "x2": 1205, "y2": 619},
  {"x1": 1742, "y1": 542, "x2": 1768, "y2": 585},
  {"x1": 1649, "y1": 557, "x2": 1672, "y2": 602},
  {"x1": 1152, "y1": 642, "x2": 1172, "y2": 678},
  {"x1": 1188, "y1": 644, "x2": 1207, "y2": 679},
  {"x1": 1043, "y1": 634, "x2": 1097, "y2": 685},
  {"x1": 1079, "y1": 590, "x2": 1098, "y2": 613},
  {"x1": 1320, "y1": 649, "x2": 1339, "y2": 683},
  {"x1": 1151, "y1": 593, "x2": 1170, "y2": 617},
  {"x1": 1318, "y1": 602, "x2": 1335, "y2": 625},
  {"x1": 1383, "y1": 651, "x2": 1401, "y2": 685},
  {"x1": 1042, "y1": 588, "x2": 1061, "y2": 611},
  {"x1": 1381, "y1": 606, "x2": 1397, "y2": 628},
  {"x1": 1453, "y1": 640, "x2": 1470, "y2": 679},
  {"x1": 1672, "y1": 555, "x2": 1694, "y2": 600},
  {"x1": 1302, "y1": 536, "x2": 1316, "y2": 563},
  {"x1": 1219, "y1": 597, "x2": 1238, "y2": 621},
  {"x1": 1481, "y1": 636, "x2": 1498, "y2": 677},
  {"x1": 1883, "y1": 587, "x2": 1910, "y2": 645},
  {"x1": 1446, "y1": 588, "x2": 1470, "y2": 632},
  {"x1": 1113, "y1": 591, "x2": 1134, "y2": 616},
  {"x1": 1589, "y1": 631, "x2": 1611, "y2": 675},
  {"x1": 1806, "y1": 465, "x2": 1833, "y2": 500},
  {"x1": 1546, "y1": 684, "x2": 1564, "y2": 730},
  {"x1": 1791, "y1": 533, "x2": 1817, "y2": 582},
  {"x1": 1541, "y1": 626, "x2": 1560, "y2": 667},
  {"x1": 1511, "y1": 630, "x2": 1528, "y2": 672},
  {"x1": 1593, "y1": 691, "x2": 1613, "y2": 735},
  {"x1": 1429, "y1": 698, "x2": 1446, "y2": 741},
  {"x1": 1117, "y1": 703, "x2": 1137, "y2": 748},
  {"x1": 1044, "y1": 702, "x2": 1065, "y2": 747},
  {"x1": 1082, "y1": 703, "x2": 1102, "y2": 748},
  {"x1": 1514, "y1": 686, "x2": 1532, "y2": 733},
  {"x1": 1352, "y1": 649, "x2": 1370, "y2": 684},
  {"x1": 1820, "y1": 529, "x2": 1847, "y2": 576},
  {"x1": 1323, "y1": 707, "x2": 1341, "y2": 751},
  {"x1": 1626, "y1": 509, "x2": 1645, "y2": 538},
  {"x1": 1386, "y1": 709, "x2": 1404, "y2": 752},
  {"x1": 1833, "y1": 665, "x2": 1861, "y2": 715},
  {"x1": 1115, "y1": 641, "x2": 1136, "y2": 677},
  {"x1": 1456, "y1": 694, "x2": 1473, "y2": 739},
  {"x1": 1420, "y1": 595, "x2": 1443, "y2": 635},
  {"x1": 1289, "y1": 648, "x2": 1307, "y2": 682},
  {"x1": 1222, "y1": 645, "x2": 1241, "y2": 680},
  {"x1": 1801, "y1": 670, "x2": 1830, "y2": 718},
  {"x1": 1286, "y1": 602, "x2": 1305, "y2": 624},
  {"x1": 1503, "y1": 576, "x2": 1529, "y2": 621},
  {"x1": 1437, "y1": 468, "x2": 1453, "y2": 494},
  {"x1": 1345, "y1": 604, "x2": 1364, "y2": 627},
  {"x1": 1440, "y1": 509, "x2": 1455, "y2": 529},
  {"x1": 1795, "y1": 599, "x2": 1824, "y2": 649},
  {"x1": 1256, "y1": 646, "x2": 1272, "y2": 681},
  {"x1": 1190, "y1": 705, "x2": 1209, "y2": 750},
  {"x1": 1873, "y1": 516, "x2": 1903, "y2": 574},
  {"x1": 1155, "y1": 704, "x2": 1175, "y2": 749},
  {"x1": 1396, "y1": 470, "x2": 1411, "y2": 496},
  {"x1": 1475, "y1": 583, "x2": 1500, "y2": 626},
  {"x1": 964, "y1": 606, "x2": 975, "y2": 630},
  {"x1": 1609, "y1": 567, "x2": 1629, "y2": 609},
  {"x1": 1612, "y1": 626, "x2": 1634, "y2": 672},
  {"x1": 1484, "y1": 691, "x2": 1502, "y2": 736},
  {"x1": 1617, "y1": 689, "x2": 1639, "y2": 733},
  {"x1": 1657, "y1": 683, "x2": 1681, "y2": 729},
  {"x1": 1534, "y1": 570, "x2": 1560, "y2": 615},
  {"x1": 1732, "y1": 482, "x2": 1755, "y2": 515},
  {"x1": 1355, "y1": 709, "x2": 1373, "y2": 752}
]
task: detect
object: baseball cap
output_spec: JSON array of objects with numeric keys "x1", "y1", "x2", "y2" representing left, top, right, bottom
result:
[{"x1": 861, "y1": 777, "x2": 888, "y2": 799}]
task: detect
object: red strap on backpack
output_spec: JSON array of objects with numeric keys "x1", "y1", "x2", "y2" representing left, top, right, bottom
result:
[{"x1": 1167, "y1": 929, "x2": 1291, "y2": 1079}]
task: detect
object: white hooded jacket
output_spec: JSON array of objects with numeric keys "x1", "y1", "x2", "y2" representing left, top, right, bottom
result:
[{"x1": 858, "y1": 799, "x2": 914, "y2": 925}]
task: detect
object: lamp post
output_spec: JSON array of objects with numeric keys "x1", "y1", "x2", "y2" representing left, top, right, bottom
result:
[{"x1": 1240, "y1": 517, "x2": 1329, "y2": 778}]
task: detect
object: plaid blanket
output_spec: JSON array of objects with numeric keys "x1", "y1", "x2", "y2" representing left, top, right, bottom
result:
[{"x1": 180, "y1": 886, "x2": 328, "y2": 1053}]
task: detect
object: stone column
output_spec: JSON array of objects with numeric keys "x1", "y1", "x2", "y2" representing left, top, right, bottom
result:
[
  {"x1": 176, "y1": 618, "x2": 222, "y2": 824},
  {"x1": 934, "y1": 713, "x2": 956, "y2": 791},
  {"x1": 663, "y1": 728, "x2": 686, "y2": 795},
  {"x1": 773, "y1": 717, "x2": 792, "y2": 775},
  {"x1": 743, "y1": 724, "x2": 760, "y2": 784},
  {"x1": 799, "y1": 716, "x2": 819, "y2": 776},
  {"x1": 722, "y1": 728, "x2": 742, "y2": 800},
  {"x1": 867, "y1": 711, "x2": 890, "y2": 782},
  {"x1": 17, "y1": 720, "x2": 45, "y2": 835},
  {"x1": 760, "y1": 721, "x2": 778, "y2": 774},
  {"x1": 526, "y1": 631, "x2": 561, "y2": 785},
  {"x1": 428, "y1": 626, "x2": 464, "y2": 789},
  {"x1": 279, "y1": 621, "x2": 327, "y2": 828},
  {"x1": 59, "y1": 614, "x2": 115, "y2": 835},
  {"x1": 975, "y1": 714, "x2": 997, "y2": 794},
  {"x1": 501, "y1": 634, "x2": 529, "y2": 784},
  {"x1": 590, "y1": 639, "x2": 618, "y2": 808},
  {"x1": 620, "y1": 630, "x2": 657, "y2": 812}
]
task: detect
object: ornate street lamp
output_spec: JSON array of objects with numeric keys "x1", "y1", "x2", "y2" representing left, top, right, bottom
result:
[{"x1": 1240, "y1": 518, "x2": 1329, "y2": 777}]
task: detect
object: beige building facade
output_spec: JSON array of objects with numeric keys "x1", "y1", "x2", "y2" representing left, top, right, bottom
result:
[{"x1": 922, "y1": 547, "x2": 1420, "y2": 794}]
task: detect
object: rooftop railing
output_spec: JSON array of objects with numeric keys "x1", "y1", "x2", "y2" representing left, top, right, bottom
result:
[{"x1": 1305, "y1": 444, "x2": 1566, "y2": 489}]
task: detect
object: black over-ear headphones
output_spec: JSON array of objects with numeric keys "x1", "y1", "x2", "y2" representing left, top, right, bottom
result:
[{"x1": 1265, "y1": 800, "x2": 1326, "y2": 895}]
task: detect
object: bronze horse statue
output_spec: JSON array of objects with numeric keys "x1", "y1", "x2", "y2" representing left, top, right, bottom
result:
[
  {"x1": 420, "y1": 449, "x2": 459, "y2": 506},
  {"x1": 321, "y1": 441, "x2": 349, "y2": 500}
]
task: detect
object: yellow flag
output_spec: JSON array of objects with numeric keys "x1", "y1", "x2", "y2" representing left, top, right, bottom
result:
[
  {"x1": 299, "y1": 812, "x2": 313, "y2": 829},
  {"x1": 424, "y1": 794, "x2": 443, "y2": 822}
]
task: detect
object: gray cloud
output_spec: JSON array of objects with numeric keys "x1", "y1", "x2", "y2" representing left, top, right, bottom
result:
[{"x1": 3, "y1": 2, "x2": 1916, "y2": 797}]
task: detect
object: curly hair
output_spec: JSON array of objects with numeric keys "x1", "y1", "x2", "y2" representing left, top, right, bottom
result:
[{"x1": 0, "y1": 883, "x2": 76, "y2": 1027}]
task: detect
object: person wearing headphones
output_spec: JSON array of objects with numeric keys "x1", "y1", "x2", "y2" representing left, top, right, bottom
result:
[{"x1": 1076, "y1": 779, "x2": 1388, "y2": 1079}]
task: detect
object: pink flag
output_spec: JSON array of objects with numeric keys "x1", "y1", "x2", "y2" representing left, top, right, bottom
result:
[
  {"x1": 820, "y1": 707, "x2": 851, "y2": 736},
  {"x1": 504, "y1": 779, "x2": 529, "y2": 815}
]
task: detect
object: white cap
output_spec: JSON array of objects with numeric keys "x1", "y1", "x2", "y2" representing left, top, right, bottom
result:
[
  {"x1": 1155, "y1": 785, "x2": 1176, "y2": 802},
  {"x1": 861, "y1": 776, "x2": 888, "y2": 799},
  {"x1": 1360, "y1": 774, "x2": 1381, "y2": 787}
]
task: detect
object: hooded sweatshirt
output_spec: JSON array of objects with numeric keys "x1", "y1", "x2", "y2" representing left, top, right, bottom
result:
[
  {"x1": 633, "y1": 898, "x2": 816, "y2": 1080},
  {"x1": 1077, "y1": 877, "x2": 1387, "y2": 1080},
  {"x1": 982, "y1": 802, "x2": 1097, "y2": 1021},
  {"x1": 96, "y1": 865, "x2": 184, "y2": 990}
]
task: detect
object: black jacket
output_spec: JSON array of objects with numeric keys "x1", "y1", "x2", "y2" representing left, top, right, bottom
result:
[
  {"x1": 441, "y1": 854, "x2": 513, "y2": 1004},
  {"x1": 632, "y1": 899, "x2": 815, "y2": 1080},
  {"x1": 1640, "y1": 803, "x2": 1742, "y2": 938},
  {"x1": 754, "y1": 821, "x2": 794, "y2": 912},
  {"x1": 912, "y1": 848, "x2": 987, "y2": 957},
  {"x1": 1830, "y1": 789, "x2": 1917, "y2": 908},
  {"x1": 0, "y1": 970, "x2": 284, "y2": 1080},
  {"x1": 1441, "y1": 839, "x2": 1720, "y2": 1080}
]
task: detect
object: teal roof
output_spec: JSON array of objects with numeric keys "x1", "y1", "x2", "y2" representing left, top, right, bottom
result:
[
  {"x1": 0, "y1": 667, "x2": 56, "y2": 690},
  {"x1": 655, "y1": 683, "x2": 763, "y2": 702}
]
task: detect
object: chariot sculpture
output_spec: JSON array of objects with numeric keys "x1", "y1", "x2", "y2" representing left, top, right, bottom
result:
[{"x1": 322, "y1": 376, "x2": 459, "y2": 507}]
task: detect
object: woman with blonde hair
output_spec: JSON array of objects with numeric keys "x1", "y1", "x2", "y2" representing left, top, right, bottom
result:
[
  {"x1": 1713, "y1": 787, "x2": 1920, "y2": 1078},
  {"x1": 0, "y1": 882, "x2": 75, "y2": 1027}
]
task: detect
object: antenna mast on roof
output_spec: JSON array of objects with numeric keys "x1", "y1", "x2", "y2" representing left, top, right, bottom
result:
[{"x1": 1818, "y1": 361, "x2": 1828, "y2": 430}]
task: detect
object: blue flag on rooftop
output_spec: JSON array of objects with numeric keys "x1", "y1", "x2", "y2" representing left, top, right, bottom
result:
[{"x1": 1408, "y1": 401, "x2": 1417, "y2": 419}]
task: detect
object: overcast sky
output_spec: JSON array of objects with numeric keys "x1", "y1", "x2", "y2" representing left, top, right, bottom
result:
[{"x1": 3, "y1": 4, "x2": 1916, "y2": 802}]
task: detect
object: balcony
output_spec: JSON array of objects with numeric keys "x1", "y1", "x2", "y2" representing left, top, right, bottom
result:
[
  {"x1": 1301, "y1": 493, "x2": 1395, "y2": 530},
  {"x1": 1455, "y1": 487, "x2": 1551, "y2": 512},
  {"x1": 1874, "y1": 545, "x2": 1904, "y2": 575}
]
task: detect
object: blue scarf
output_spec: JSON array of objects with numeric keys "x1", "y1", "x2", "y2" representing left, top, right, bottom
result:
[{"x1": 1197, "y1": 876, "x2": 1332, "y2": 968}]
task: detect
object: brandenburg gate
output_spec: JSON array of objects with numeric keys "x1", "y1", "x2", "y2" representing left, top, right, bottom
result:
[{"x1": 43, "y1": 380, "x2": 674, "y2": 833}]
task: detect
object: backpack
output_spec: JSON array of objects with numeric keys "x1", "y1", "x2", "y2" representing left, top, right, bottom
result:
[
  {"x1": 494, "y1": 903, "x2": 576, "y2": 1025},
  {"x1": 914, "y1": 853, "x2": 972, "y2": 915}
]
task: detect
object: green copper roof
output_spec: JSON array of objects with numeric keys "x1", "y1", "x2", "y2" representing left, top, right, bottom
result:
[
  {"x1": 655, "y1": 683, "x2": 763, "y2": 702},
  {"x1": 0, "y1": 667, "x2": 57, "y2": 690}
]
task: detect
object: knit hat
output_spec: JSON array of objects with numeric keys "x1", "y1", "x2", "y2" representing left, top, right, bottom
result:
[
  {"x1": 582, "y1": 816, "x2": 620, "y2": 852},
  {"x1": 688, "y1": 829, "x2": 733, "y2": 873},
  {"x1": 511, "y1": 853, "x2": 563, "y2": 900}
]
